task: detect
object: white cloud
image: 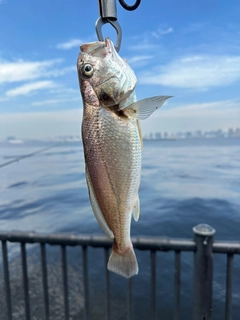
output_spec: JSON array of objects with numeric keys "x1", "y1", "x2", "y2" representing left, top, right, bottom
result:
[
  {"x1": 48, "y1": 87, "x2": 78, "y2": 94},
  {"x1": 31, "y1": 99, "x2": 62, "y2": 107},
  {"x1": 139, "y1": 55, "x2": 240, "y2": 89},
  {"x1": 0, "y1": 59, "x2": 62, "y2": 84},
  {"x1": 140, "y1": 99, "x2": 240, "y2": 134},
  {"x1": 159, "y1": 100, "x2": 240, "y2": 117},
  {"x1": 129, "y1": 43, "x2": 160, "y2": 51},
  {"x1": 129, "y1": 26, "x2": 173, "y2": 50},
  {"x1": 32, "y1": 96, "x2": 80, "y2": 107},
  {"x1": 127, "y1": 55, "x2": 154, "y2": 64},
  {"x1": 6, "y1": 81, "x2": 56, "y2": 97},
  {"x1": 56, "y1": 38, "x2": 83, "y2": 50},
  {"x1": 46, "y1": 66, "x2": 76, "y2": 77},
  {"x1": 0, "y1": 109, "x2": 82, "y2": 139},
  {"x1": 152, "y1": 27, "x2": 174, "y2": 38},
  {"x1": 127, "y1": 55, "x2": 154, "y2": 68}
]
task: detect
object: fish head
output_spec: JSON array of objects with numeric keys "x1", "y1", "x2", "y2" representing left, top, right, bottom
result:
[{"x1": 77, "y1": 38, "x2": 137, "y2": 107}]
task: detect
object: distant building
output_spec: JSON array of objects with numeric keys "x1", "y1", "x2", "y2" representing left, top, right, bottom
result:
[
  {"x1": 7, "y1": 136, "x2": 16, "y2": 141},
  {"x1": 155, "y1": 132, "x2": 162, "y2": 140},
  {"x1": 195, "y1": 130, "x2": 202, "y2": 138},
  {"x1": 228, "y1": 128, "x2": 234, "y2": 137},
  {"x1": 143, "y1": 128, "x2": 240, "y2": 141},
  {"x1": 235, "y1": 128, "x2": 240, "y2": 137},
  {"x1": 185, "y1": 132, "x2": 192, "y2": 138}
]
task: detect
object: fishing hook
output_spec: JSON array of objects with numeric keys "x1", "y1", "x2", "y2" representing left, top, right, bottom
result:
[
  {"x1": 95, "y1": 0, "x2": 141, "y2": 52},
  {"x1": 96, "y1": 0, "x2": 122, "y2": 52},
  {"x1": 96, "y1": 17, "x2": 122, "y2": 52}
]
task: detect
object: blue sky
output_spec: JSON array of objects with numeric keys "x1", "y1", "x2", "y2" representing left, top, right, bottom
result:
[{"x1": 0, "y1": 0, "x2": 240, "y2": 139}]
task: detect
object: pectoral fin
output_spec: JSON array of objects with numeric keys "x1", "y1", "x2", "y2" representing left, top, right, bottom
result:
[
  {"x1": 86, "y1": 167, "x2": 114, "y2": 239},
  {"x1": 119, "y1": 96, "x2": 172, "y2": 120},
  {"x1": 132, "y1": 196, "x2": 140, "y2": 221}
]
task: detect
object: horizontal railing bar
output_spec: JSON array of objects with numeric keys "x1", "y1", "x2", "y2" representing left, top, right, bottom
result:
[
  {"x1": 212, "y1": 242, "x2": 240, "y2": 254},
  {"x1": 0, "y1": 231, "x2": 195, "y2": 251},
  {"x1": 1, "y1": 231, "x2": 240, "y2": 253},
  {"x1": 135, "y1": 238, "x2": 195, "y2": 251}
]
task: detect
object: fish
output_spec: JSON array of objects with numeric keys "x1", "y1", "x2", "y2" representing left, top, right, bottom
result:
[{"x1": 77, "y1": 38, "x2": 171, "y2": 278}]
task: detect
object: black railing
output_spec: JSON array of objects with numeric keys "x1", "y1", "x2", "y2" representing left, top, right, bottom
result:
[{"x1": 0, "y1": 224, "x2": 239, "y2": 320}]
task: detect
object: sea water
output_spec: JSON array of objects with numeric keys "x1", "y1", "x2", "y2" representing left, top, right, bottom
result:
[{"x1": 0, "y1": 138, "x2": 239, "y2": 319}]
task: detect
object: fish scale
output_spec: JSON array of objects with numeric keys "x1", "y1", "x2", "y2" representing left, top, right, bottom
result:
[{"x1": 83, "y1": 105, "x2": 141, "y2": 244}]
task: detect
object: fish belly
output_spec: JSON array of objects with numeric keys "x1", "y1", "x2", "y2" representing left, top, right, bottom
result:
[{"x1": 82, "y1": 104, "x2": 141, "y2": 245}]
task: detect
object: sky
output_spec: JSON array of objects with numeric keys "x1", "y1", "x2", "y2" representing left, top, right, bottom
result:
[{"x1": 0, "y1": 0, "x2": 240, "y2": 139}]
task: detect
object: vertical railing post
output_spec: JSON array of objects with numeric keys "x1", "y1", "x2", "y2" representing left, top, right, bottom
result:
[
  {"x1": 193, "y1": 224, "x2": 216, "y2": 320},
  {"x1": 104, "y1": 248, "x2": 110, "y2": 320},
  {"x1": 151, "y1": 250, "x2": 156, "y2": 320},
  {"x1": 2, "y1": 241, "x2": 12, "y2": 320},
  {"x1": 82, "y1": 246, "x2": 89, "y2": 320}
]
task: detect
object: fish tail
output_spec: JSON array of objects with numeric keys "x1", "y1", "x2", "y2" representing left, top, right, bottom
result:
[{"x1": 107, "y1": 242, "x2": 139, "y2": 278}]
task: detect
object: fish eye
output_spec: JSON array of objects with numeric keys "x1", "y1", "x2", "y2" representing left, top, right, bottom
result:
[{"x1": 83, "y1": 63, "x2": 94, "y2": 77}]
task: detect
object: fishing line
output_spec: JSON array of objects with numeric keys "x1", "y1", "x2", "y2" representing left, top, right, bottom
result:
[{"x1": 0, "y1": 142, "x2": 66, "y2": 169}]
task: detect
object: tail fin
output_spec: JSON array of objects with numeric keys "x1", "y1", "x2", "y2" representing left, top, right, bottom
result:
[{"x1": 107, "y1": 243, "x2": 138, "y2": 278}]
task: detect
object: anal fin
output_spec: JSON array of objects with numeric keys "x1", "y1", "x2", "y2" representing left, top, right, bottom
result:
[
  {"x1": 137, "y1": 120, "x2": 143, "y2": 150},
  {"x1": 132, "y1": 196, "x2": 140, "y2": 221}
]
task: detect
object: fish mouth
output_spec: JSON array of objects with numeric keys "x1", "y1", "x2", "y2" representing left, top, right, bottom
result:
[
  {"x1": 80, "y1": 38, "x2": 114, "y2": 58},
  {"x1": 80, "y1": 41, "x2": 105, "y2": 53},
  {"x1": 104, "y1": 38, "x2": 114, "y2": 50},
  {"x1": 105, "y1": 38, "x2": 120, "y2": 61}
]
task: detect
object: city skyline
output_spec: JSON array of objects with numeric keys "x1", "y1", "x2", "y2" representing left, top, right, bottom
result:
[
  {"x1": 144, "y1": 127, "x2": 240, "y2": 140},
  {"x1": 3, "y1": 127, "x2": 240, "y2": 143}
]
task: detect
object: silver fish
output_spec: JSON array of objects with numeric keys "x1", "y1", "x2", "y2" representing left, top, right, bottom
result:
[{"x1": 77, "y1": 38, "x2": 170, "y2": 278}]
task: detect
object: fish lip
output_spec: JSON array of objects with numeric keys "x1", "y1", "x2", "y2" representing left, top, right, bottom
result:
[
  {"x1": 105, "y1": 38, "x2": 118, "y2": 56},
  {"x1": 105, "y1": 37, "x2": 112, "y2": 49},
  {"x1": 79, "y1": 38, "x2": 114, "y2": 55},
  {"x1": 80, "y1": 41, "x2": 105, "y2": 53}
]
